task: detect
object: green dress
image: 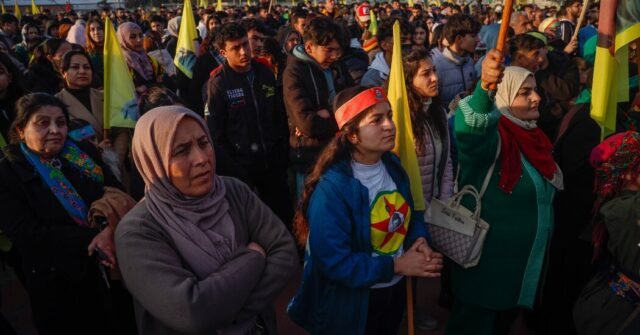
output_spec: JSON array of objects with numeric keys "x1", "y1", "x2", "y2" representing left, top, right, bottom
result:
[{"x1": 448, "y1": 84, "x2": 556, "y2": 326}]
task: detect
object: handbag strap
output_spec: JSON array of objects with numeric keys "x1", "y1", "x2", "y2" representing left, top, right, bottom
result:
[{"x1": 478, "y1": 136, "x2": 501, "y2": 198}]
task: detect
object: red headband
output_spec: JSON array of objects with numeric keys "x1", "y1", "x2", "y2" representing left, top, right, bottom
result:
[{"x1": 334, "y1": 87, "x2": 388, "y2": 129}]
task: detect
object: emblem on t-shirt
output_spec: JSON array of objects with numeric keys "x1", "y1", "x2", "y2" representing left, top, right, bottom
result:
[{"x1": 370, "y1": 190, "x2": 411, "y2": 256}]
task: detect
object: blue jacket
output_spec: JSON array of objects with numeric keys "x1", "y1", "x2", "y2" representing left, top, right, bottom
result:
[{"x1": 287, "y1": 152, "x2": 428, "y2": 335}]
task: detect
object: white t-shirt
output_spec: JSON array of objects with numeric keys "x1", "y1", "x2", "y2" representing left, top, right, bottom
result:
[{"x1": 352, "y1": 160, "x2": 410, "y2": 288}]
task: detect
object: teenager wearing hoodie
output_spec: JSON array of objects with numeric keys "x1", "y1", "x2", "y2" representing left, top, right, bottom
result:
[
  {"x1": 282, "y1": 16, "x2": 346, "y2": 197},
  {"x1": 361, "y1": 19, "x2": 413, "y2": 88}
]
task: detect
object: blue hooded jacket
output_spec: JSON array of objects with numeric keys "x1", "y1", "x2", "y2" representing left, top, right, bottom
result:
[{"x1": 287, "y1": 152, "x2": 429, "y2": 335}]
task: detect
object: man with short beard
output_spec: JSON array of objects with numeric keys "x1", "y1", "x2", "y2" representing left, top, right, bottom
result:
[{"x1": 557, "y1": 0, "x2": 582, "y2": 46}]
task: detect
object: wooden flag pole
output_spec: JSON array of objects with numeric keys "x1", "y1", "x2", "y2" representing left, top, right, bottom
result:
[
  {"x1": 489, "y1": 0, "x2": 514, "y2": 92},
  {"x1": 571, "y1": 0, "x2": 591, "y2": 42},
  {"x1": 406, "y1": 277, "x2": 414, "y2": 335}
]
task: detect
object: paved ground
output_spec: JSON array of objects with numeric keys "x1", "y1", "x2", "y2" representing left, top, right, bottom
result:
[{"x1": 2, "y1": 263, "x2": 534, "y2": 335}]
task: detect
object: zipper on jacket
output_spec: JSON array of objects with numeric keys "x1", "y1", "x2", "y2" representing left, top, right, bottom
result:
[
  {"x1": 247, "y1": 75, "x2": 269, "y2": 169},
  {"x1": 308, "y1": 64, "x2": 321, "y2": 106}
]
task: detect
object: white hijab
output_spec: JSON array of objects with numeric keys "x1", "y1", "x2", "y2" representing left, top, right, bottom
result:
[{"x1": 495, "y1": 66, "x2": 537, "y2": 130}]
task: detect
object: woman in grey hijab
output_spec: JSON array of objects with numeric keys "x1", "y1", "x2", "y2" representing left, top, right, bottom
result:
[
  {"x1": 115, "y1": 106, "x2": 298, "y2": 335},
  {"x1": 164, "y1": 16, "x2": 181, "y2": 58}
]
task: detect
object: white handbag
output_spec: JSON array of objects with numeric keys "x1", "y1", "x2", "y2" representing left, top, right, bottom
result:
[{"x1": 426, "y1": 138, "x2": 500, "y2": 268}]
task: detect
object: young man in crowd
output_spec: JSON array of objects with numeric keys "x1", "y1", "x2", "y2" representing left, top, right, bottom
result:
[
  {"x1": 282, "y1": 16, "x2": 344, "y2": 196},
  {"x1": 290, "y1": 8, "x2": 308, "y2": 37},
  {"x1": 361, "y1": 19, "x2": 413, "y2": 86},
  {"x1": 206, "y1": 23, "x2": 292, "y2": 224},
  {"x1": 0, "y1": 14, "x2": 19, "y2": 47},
  {"x1": 509, "y1": 33, "x2": 580, "y2": 140},
  {"x1": 241, "y1": 18, "x2": 268, "y2": 59},
  {"x1": 556, "y1": 0, "x2": 582, "y2": 46},
  {"x1": 433, "y1": 13, "x2": 480, "y2": 108}
]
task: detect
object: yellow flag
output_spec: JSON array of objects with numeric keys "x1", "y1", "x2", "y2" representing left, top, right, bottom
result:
[
  {"x1": 408, "y1": 0, "x2": 414, "y2": 8},
  {"x1": 174, "y1": 0, "x2": 198, "y2": 78},
  {"x1": 1, "y1": 2, "x2": 5, "y2": 14},
  {"x1": 590, "y1": 0, "x2": 640, "y2": 138},
  {"x1": 216, "y1": 0, "x2": 223, "y2": 11},
  {"x1": 388, "y1": 20, "x2": 425, "y2": 211},
  {"x1": 103, "y1": 18, "x2": 138, "y2": 129},
  {"x1": 31, "y1": 0, "x2": 39, "y2": 14},
  {"x1": 247, "y1": 0, "x2": 251, "y2": 6},
  {"x1": 13, "y1": 0, "x2": 20, "y2": 20},
  {"x1": 368, "y1": 8, "x2": 378, "y2": 35}
]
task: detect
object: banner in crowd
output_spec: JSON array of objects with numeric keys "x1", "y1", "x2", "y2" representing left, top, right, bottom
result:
[
  {"x1": 13, "y1": 0, "x2": 20, "y2": 20},
  {"x1": 388, "y1": 20, "x2": 425, "y2": 211},
  {"x1": 369, "y1": 8, "x2": 378, "y2": 35},
  {"x1": 103, "y1": 18, "x2": 138, "y2": 129},
  {"x1": 591, "y1": 0, "x2": 640, "y2": 137},
  {"x1": 174, "y1": 0, "x2": 198, "y2": 79},
  {"x1": 31, "y1": 0, "x2": 39, "y2": 14}
]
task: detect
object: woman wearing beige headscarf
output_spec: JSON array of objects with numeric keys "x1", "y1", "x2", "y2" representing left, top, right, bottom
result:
[
  {"x1": 445, "y1": 51, "x2": 563, "y2": 335},
  {"x1": 115, "y1": 106, "x2": 298, "y2": 335},
  {"x1": 116, "y1": 22, "x2": 161, "y2": 94}
]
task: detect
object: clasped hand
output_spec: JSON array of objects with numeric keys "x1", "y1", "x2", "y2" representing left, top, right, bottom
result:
[{"x1": 394, "y1": 237, "x2": 444, "y2": 278}]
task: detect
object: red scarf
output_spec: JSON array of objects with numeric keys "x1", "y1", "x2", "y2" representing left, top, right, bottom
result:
[{"x1": 497, "y1": 116, "x2": 557, "y2": 193}]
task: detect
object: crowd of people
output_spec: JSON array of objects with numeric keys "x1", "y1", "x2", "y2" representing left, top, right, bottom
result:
[{"x1": 0, "y1": 0, "x2": 639, "y2": 334}]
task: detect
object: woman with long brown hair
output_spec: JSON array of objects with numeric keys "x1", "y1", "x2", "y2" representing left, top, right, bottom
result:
[
  {"x1": 84, "y1": 19, "x2": 104, "y2": 87},
  {"x1": 403, "y1": 47, "x2": 454, "y2": 332},
  {"x1": 287, "y1": 85, "x2": 443, "y2": 335}
]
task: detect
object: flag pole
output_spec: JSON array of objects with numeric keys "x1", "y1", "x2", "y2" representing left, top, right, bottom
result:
[
  {"x1": 489, "y1": 0, "x2": 513, "y2": 92},
  {"x1": 571, "y1": 0, "x2": 591, "y2": 42},
  {"x1": 636, "y1": 38, "x2": 640, "y2": 79},
  {"x1": 406, "y1": 277, "x2": 414, "y2": 335}
]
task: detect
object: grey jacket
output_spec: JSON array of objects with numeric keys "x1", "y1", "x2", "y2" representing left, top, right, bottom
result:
[
  {"x1": 432, "y1": 48, "x2": 477, "y2": 108},
  {"x1": 115, "y1": 176, "x2": 298, "y2": 335}
]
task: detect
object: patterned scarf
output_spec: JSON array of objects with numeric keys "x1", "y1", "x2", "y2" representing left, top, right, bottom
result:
[
  {"x1": 589, "y1": 131, "x2": 640, "y2": 257},
  {"x1": 20, "y1": 140, "x2": 103, "y2": 225}
]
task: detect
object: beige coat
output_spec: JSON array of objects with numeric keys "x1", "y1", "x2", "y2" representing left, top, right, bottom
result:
[{"x1": 56, "y1": 88, "x2": 104, "y2": 138}]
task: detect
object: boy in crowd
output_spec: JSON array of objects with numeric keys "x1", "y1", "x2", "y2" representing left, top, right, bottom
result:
[
  {"x1": 206, "y1": 23, "x2": 292, "y2": 224},
  {"x1": 433, "y1": 13, "x2": 480, "y2": 108},
  {"x1": 282, "y1": 16, "x2": 345, "y2": 196}
]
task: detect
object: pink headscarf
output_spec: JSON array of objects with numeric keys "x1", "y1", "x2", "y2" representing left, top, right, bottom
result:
[
  {"x1": 116, "y1": 22, "x2": 154, "y2": 81},
  {"x1": 131, "y1": 106, "x2": 236, "y2": 280}
]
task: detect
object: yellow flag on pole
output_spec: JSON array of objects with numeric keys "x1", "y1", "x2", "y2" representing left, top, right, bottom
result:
[
  {"x1": 13, "y1": 0, "x2": 20, "y2": 20},
  {"x1": 388, "y1": 20, "x2": 425, "y2": 211},
  {"x1": 103, "y1": 18, "x2": 138, "y2": 129},
  {"x1": 31, "y1": 0, "x2": 39, "y2": 14},
  {"x1": 174, "y1": 0, "x2": 198, "y2": 79},
  {"x1": 368, "y1": 8, "x2": 378, "y2": 35},
  {"x1": 1, "y1": 2, "x2": 5, "y2": 14},
  {"x1": 408, "y1": 0, "x2": 414, "y2": 8},
  {"x1": 590, "y1": 0, "x2": 640, "y2": 138},
  {"x1": 217, "y1": 0, "x2": 223, "y2": 11}
]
